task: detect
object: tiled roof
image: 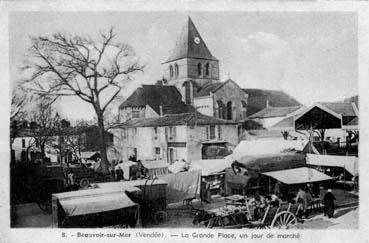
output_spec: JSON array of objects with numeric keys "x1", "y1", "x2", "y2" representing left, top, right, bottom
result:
[
  {"x1": 116, "y1": 113, "x2": 237, "y2": 128},
  {"x1": 271, "y1": 116, "x2": 294, "y2": 129},
  {"x1": 243, "y1": 89, "x2": 301, "y2": 116},
  {"x1": 119, "y1": 85, "x2": 195, "y2": 115},
  {"x1": 195, "y1": 81, "x2": 225, "y2": 97},
  {"x1": 164, "y1": 17, "x2": 217, "y2": 63},
  {"x1": 249, "y1": 106, "x2": 302, "y2": 119}
]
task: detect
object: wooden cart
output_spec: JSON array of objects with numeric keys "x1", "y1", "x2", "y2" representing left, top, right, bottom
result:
[{"x1": 51, "y1": 187, "x2": 142, "y2": 228}]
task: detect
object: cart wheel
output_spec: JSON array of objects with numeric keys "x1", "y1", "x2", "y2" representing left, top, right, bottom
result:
[
  {"x1": 154, "y1": 211, "x2": 167, "y2": 224},
  {"x1": 79, "y1": 178, "x2": 90, "y2": 189},
  {"x1": 271, "y1": 211, "x2": 297, "y2": 229}
]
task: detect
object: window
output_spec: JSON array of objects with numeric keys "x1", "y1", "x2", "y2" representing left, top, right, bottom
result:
[
  {"x1": 169, "y1": 126, "x2": 176, "y2": 140},
  {"x1": 210, "y1": 125, "x2": 216, "y2": 140},
  {"x1": 169, "y1": 65, "x2": 174, "y2": 79},
  {"x1": 217, "y1": 125, "x2": 222, "y2": 139},
  {"x1": 205, "y1": 63, "x2": 210, "y2": 76},
  {"x1": 197, "y1": 63, "x2": 202, "y2": 76},
  {"x1": 153, "y1": 127, "x2": 158, "y2": 140},
  {"x1": 168, "y1": 148, "x2": 174, "y2": 164},
  {"x1": 22, "y1": 139, "x2": 25, "y2": 148},
  {"x1": 132, "y1": 110, "x2": 140, "y2": 119},
  {"x1": 174, "y1": 63, "x2": 179, "y2": 78},
  {"x1": 241, "y1": 100, "x2": 247, "y2": 119},
  {"x1": 217, "y1": 100, "x2": 226, "y2": 119},
  {"x1": 155, "y1": 147, "x2": 161, "y2": 155},
  {"x1": 205, "y1": 126, "x2": 209, "y2": 140},
  {"x1": 226, "y1": 101, "x2": 233, "y2": 120}
]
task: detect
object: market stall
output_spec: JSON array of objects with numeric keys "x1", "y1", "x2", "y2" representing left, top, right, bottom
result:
[
  {"x1": 52, "y1": 187, "x2": 141, "y2": 228},
  {"x1": 141, "y1": 160, "x2": 168, "y2": 179}
]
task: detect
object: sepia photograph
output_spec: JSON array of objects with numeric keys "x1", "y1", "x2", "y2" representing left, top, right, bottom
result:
[{"x1": 3, "y1": 2, "x2": 367, "y2": 241}]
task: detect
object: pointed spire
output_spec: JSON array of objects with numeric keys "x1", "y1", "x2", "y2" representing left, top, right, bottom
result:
[{"x1": 164, "y1": 16, "x2": 218, "y2": 63}]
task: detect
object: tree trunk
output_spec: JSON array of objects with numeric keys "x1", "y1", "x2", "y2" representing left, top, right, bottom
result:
[{"x1": 96, "y1": 111, "x2": 109, "y2": 174}]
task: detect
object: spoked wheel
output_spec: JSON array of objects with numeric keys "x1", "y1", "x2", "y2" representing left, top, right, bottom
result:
[
  {"x1": 271, "y1": 211, "x2": 297, "y2": 229},
  {"x1": 79, "y1": 178, "x2": 90, "y2": 189},
  {"x1": 154, "y1": 211, "x2": 168, "y2": 224}
]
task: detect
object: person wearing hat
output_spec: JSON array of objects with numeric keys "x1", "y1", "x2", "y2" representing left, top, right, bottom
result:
[{"x1": 323, "y1": 189, "x2": 336, "y2": 218}]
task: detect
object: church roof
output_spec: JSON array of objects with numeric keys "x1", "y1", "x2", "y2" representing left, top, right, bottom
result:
[
  {"x1": 164, "y1": 17, "x2": 218, "y2": 63},
  {"x1": 195, "y1": 81, "x2": 225, "y2": 97},
  {"x1": 119, "y1": 85, "x2": 195, "y2": 115}
]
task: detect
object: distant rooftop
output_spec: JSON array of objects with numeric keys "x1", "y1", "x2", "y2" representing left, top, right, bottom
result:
[
  {"x1": 116, "y1": 112, "x2": 237, "y2": 128},
  {"x1": 249, "y1": 106, "x2": 302, "y2": 119},
  {"x1": 119, "y1": 85, "x2": 195, "y2": 115},
  {"x1": 243, "y1": 88, "x2": 301, "y2": 117}
]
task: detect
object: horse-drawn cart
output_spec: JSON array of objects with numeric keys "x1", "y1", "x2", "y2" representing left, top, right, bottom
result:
[{"x1": 193, "y1": 198, "x2": 301, "y2": 229}]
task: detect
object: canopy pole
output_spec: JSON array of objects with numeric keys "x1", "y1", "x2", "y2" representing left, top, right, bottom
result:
[{"x1": 343, "y1": 165, "x2": 346, "y2": 194}]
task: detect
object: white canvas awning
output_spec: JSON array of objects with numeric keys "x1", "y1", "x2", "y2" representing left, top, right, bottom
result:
[
  {"x1": 58, "y1": 191, "x2": 137, "y2": 216},
  {"x1": 306, "y1": 154, "x2": 358, "y2": 176},
  {"x1": 141, "y1": 160, "x2": 168, "y2": 178},
  {"x1": 262, "y1": 167, "x2": 332, "y2": 185},
  {"x1": 189, "y1": 159, "x2": 231, "y2": 176}
]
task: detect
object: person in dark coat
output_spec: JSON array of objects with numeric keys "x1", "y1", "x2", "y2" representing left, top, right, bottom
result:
[
  {"x1": 323, "y1": 189, "x2": 336, "y2": 218},
  {"x1": 115, "y1": 167, "x2": 124, "y2": 181}
]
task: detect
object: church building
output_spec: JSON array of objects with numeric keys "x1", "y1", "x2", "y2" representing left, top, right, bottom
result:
[{"x1": 161, "y1": 17, "x2": 248, "y2": 122}]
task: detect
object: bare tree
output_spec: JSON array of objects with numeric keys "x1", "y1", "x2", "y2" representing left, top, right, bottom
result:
[
  {"x1": 314, "y1": 129, "x2": 326, "y2": 142},
  {"x1": 28, "y1": 98, "x2": 61, "y2": 160},
  {"x1": 10, "y1": 88, "x2": 34, "y2": 148},
  {"x1": 22, "y1": 28, "x2": 144, "y2": 174}
]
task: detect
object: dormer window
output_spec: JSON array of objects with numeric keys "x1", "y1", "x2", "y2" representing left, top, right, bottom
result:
[
  {"x1": 174, "y1": 63, "x2": 179, "y2": 78},
  {"x1": 197, "y1": 63, "x2": 202, "y2": 76},
  {"x1": 169, "y1": 65, "x2": 174, "y2": 79},
  {"x1": 205, "y1": 63, "x2": 210, "y2": 76}
]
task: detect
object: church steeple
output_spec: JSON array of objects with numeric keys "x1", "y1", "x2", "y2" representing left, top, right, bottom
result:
[
  {"x1": 164, "y1": 17, "x2": 218, "y2": 63},
  {"x1": 162, "y1": 17, "x2": 220, "y2": 105}
]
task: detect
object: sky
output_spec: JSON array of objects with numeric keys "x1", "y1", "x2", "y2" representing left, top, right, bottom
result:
[{"x1": 9, "y1": 11, "x2": 358, "y2": 121}]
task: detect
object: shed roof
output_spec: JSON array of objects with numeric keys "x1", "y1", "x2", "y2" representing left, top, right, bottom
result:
[{"x1": 318, "y1": 102, "x2": 357, "y2": 117}]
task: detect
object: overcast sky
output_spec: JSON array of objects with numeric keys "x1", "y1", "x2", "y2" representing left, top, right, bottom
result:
[{"x1": 9, "y1": 11, "x2": 358, "y2": 121}]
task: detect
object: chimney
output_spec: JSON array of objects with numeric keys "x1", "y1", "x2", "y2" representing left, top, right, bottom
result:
[{"x1": 159, "y1": 105, "x2": 163, "y2": 116}]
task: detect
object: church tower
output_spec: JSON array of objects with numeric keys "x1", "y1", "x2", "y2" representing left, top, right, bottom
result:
[{"x1": 162, "y1": 17, "x2": 220, "y2": 105}]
